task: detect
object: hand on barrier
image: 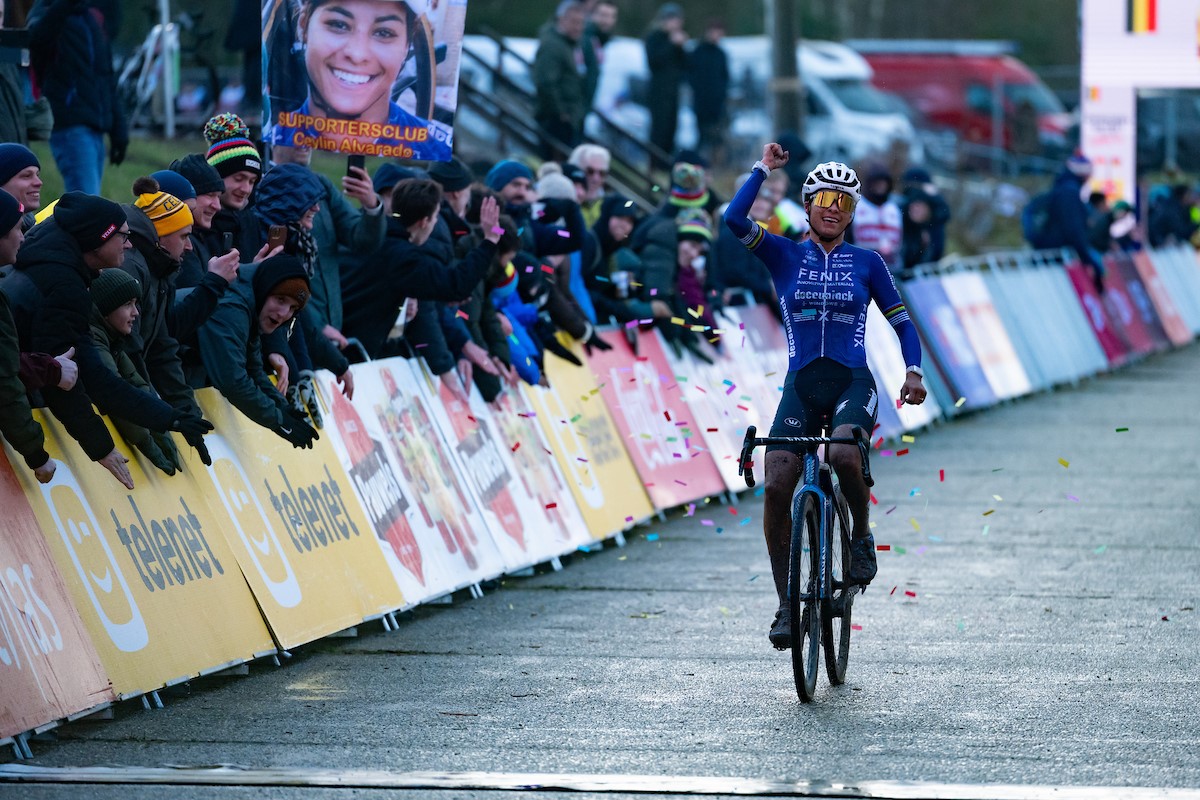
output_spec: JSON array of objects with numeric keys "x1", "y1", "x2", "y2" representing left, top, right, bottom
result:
[
  {"x1": 544, "y1": 336, "x2": 583, "y2": 366},
  {"x1": 184, "y1": 431, "x2": 212, "y2": 466},
  {"x1": 583, "y1": 331, "x2": 612, "y2": 356},
  {"x1": 277, "y1": 409, "x2": 319, "y2": 449},
  {"x1": 335, "y1": 368, "x2": 355, "y2": 400},
  {"x1": 33, "y1": 458, "x2": 56, "y2": 484},
  {"x1": 139, "y1": 432, "x2": 181, "y2": 476},
  {"x1": 99, "y1": 448, "x2": 134, "y2": 489},
  {"x1": 623, "y1": 326, "x2": 639, "y2": 356}
]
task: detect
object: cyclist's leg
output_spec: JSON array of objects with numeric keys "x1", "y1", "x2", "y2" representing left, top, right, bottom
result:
[
  {"x1": 828, "y1": 368, "x2": 879, "y2": 541},
  {"x1": 763, "y1": 371, "x2": 809, "y2": 605}
]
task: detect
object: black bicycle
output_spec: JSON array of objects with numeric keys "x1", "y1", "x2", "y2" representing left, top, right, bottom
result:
[{"x1": 738, "y1": 422, "x2": 873, "y2": 702}]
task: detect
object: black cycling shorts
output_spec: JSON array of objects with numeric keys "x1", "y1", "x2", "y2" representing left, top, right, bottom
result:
[{"x1": 767, "y1": 358, "x2": 879, "y2": 453}]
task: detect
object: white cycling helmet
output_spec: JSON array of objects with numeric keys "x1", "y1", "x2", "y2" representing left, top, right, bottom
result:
[{"x1": 802, "y1": 161, "x2": 861, "y2": 204}]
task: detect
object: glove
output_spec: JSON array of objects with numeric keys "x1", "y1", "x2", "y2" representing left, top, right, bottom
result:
[
  {"x1": 582, "y1": 328, "x2": 612, "y2": 357},
  {"x1": 135, "y1": 432, "x2": 180, "y2": 476},
  {"x1": 109, "y1": 135, "x2": 128, "y2": 166},
  {"x1": 296, "y1": 369, "x2": 324, "y2": 429},
  {"x1": 184, "y1": 432, "x2": 212, "y2": 466},
  {"x1": 543, "y1": 336, "x2": 582, "y2": 366},
  {"x1": 623, "y1": 325, "x2": 639, "y2": 356},
  {"x1": 171, "y1": 409, "x2": 214, "y2": 440},
  {"x1": 276, "y1": 409, "x2": 319, "y2": 449}
]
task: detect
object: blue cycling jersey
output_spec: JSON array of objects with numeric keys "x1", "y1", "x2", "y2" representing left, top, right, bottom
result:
[{"x1": 723, "y1": 168, "x2": 922, "y2": 374}]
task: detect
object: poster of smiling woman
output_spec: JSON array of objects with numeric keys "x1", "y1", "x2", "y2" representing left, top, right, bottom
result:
[{"x1": 262, "y1": 0, "x2": 467, "y2": 161}]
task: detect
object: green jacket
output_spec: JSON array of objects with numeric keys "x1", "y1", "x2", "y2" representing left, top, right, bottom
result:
[
  {"x1": 533, "y1": 23, "x2": 587, "y2": 127},
  {"x1": 0, "y1": 292, "x2": 49, "y2": 470},
  {"x1": 309, "y1": 172, "x2": 387, "y2": 331}
]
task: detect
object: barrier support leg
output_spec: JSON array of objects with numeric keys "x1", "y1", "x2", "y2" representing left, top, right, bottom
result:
[
  {"x1": 14, "y1": 733, "x2": 33, "y2": 760},
  {"x1": 613, "y1": 531, "x2": 627, "y2": 548},
  {"x1": 468, "y1": 583, "x2": 484, "y2": 600},
  {"x1": 508, "y1": 566, "x2": 536, "y2": 577},
  {"x1": 550, "y1": 557, "x2": 563, "y2": 572}
]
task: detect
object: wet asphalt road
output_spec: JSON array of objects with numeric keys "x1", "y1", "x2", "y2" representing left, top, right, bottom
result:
[{"x1": 2, "y1": 345, "x2": 1199, "y2": 799}]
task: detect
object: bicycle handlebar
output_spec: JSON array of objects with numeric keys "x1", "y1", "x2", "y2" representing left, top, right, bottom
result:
[{"x1": 737, "y1": 425, "x2": 874, "y2": 489}]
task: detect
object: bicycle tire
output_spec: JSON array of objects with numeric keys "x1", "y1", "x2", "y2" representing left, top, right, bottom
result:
[
  {"x1": 789, "y1": 492, "x2": 821, "y2": 702},
  {"x1": 823, "y1": 487, "x2": 854, "y2": 685}
]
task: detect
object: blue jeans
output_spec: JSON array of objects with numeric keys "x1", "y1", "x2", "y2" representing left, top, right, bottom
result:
[{"x1": 49, "y1": 125, "x2": 105, "y2": 195}]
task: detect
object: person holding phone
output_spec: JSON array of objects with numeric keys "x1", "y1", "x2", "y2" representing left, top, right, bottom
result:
[{"x1": 267, "y1": 0, "x2": 452, "y2": 162}]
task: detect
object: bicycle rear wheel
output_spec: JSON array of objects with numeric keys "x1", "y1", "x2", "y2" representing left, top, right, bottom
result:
[
  {"x1": 823, "y1": 487, "x2": 854, "y2": 685},
  {"x1": 789, "y1": 492, "x2": 821, "y2": 702}
]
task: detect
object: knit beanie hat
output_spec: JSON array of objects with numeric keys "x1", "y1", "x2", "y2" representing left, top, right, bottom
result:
[
  {"x1": 670, "y1": 161, "x2": 710, "y2": 208},
  {"x1": 0, "y1": 190, "x2": 22, "y2": 237},
  {"x1": 373, "y1": 163, "x2": 426, "y2": 194},
  {"x1": 53, "y1": 192, "x2": 127, "y2": 252},
  {"x1": 536, "y1": 173, "x2": 577, "y2": 202},
  {"x1": 132, "y1": 177, "x2": 195, "y2": 238},
  {"x1": 252, "y1": 254, "x2": 311, "y2": 312},
  {"x1": 91, "y1": 269, "x2": 141, "y2": 316},
  {"x1": 204, "y1": 113, "x2": 263, "y2": 179},
  {"x1": 675, "y1": 207, "x2": 713, "y2": 242},
  {"x1": 169, "y1": 153, "x2": 226, "y2": 196},
  {"x1": 1066, "y1": 152, "x2": 1093, "y2": 179},
  {"x1": 0, "y1": 143, "x2": 39, "y2": 187},
  {"x1": 428, "y1": 157, "x2": 474, "y2": 192},
  {"x1": 149, "y1": 169, "x2": 196, "y2": 201},
  {"x1": 485, "y1": 159, "x2": 535, "y2": 192}
]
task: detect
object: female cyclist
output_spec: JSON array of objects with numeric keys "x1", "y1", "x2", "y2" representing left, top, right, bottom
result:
[{"x1": 723, "y1": 142, "x2": 927, "y2": 649}]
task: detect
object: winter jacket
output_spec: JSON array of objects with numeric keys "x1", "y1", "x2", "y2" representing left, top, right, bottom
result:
[
  {"x1": 309, "y1": 172, "x2": 386, "y2": 330},
  {"x1": 0, "y1": 62, "x2": 26, "y2": 144},
  {"x1": 533, "y1": 23, "x2": 587, "y2": 129},
  {"x1": 1038, "y1": 169, "x2": 1102, "y2": 270},
  {"x1": 199, "y1": 205, "x2": 261, "y2": 266},
  {"x1": 27, "y1": 0, "x2": 125, "y2": 142},
  {"x1": 0, "y1": 292, "x2": 50, "y2": 469},
  {"x1": 341, "y1": 216, "x2": 497, "y2": 357},
  {"x1": 2, "y1": 219, "x2": 177, "y2": 460}
]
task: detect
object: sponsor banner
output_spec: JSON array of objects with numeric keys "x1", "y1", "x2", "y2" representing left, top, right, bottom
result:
[
  {"x1": 524, "y1": 337, "x2": 653, "y2": 538},
  {"x1": 415, "y1": 361, "x2": 577, "y2": 571},
  {"x1": 1022, "y1": 265, "x2": 1108, "y2": 384},
  {"x1": 262, "y1": 0, "x2": 467, "y2": 161},
  {"x1": 656, "y1": 334, "x2": 762, "y2": 491},
  {"x1": 902, "y1": 276, "x2": 996, "y2": 410},
  {"x1": 939, "y1": 271, "x2": 1032, "y2": 400},
  {"x1": 320, "y1": 363, "x2": 444, "y2": 607},
  {"x1": 487, "y1": 391, "x2": 594, "y2": 556},
  {"x1": 0, "y1": 446, "x2": 113, "y2": 739},
  {"x1": 376, "y1": 361, "x2": 508, "y2": 585},
  {"x1": 583, "y1": 330, "x2": 726, "y2": 510},
  {"x1": 719, "y1": 305, "x2": 790, "y2": 426},
  {"x1": 1066, "y1": 262, "x2": 1129, "y2": 365},
  {"x1": 1100, "y1": 255, "x2": 1157, "y2": 356},
  {"x1": 1112, "y1": 253, "x2": 1171, "y2": 350},
  {"x1": 864, "y1": 304, "x2": 942, "y2": 433},
  {"x1": 194, "y1": 389, "x2": 403, "y2": 650},
  {"x1": 14, "y1": 410, "x2": 274, "y2": 697},
  {"x1": 1130, "y1": 251, "x2": 1192, "y2": 345},
  {"x1": 1148, "y1": 246, "x2": 1200, "y2": 333}
]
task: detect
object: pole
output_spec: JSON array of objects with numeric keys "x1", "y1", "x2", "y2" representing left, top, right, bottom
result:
[
  {"x1": 159, "y1": 0, "x2": 176, "y2": 139},
  {"x1": 767, "y1": 0, "x2": 803, "y2": 139}
]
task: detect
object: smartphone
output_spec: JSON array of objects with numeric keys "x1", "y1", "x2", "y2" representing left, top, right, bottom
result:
[
  {"x1": 267, "y1": 224, "x2": 287, "y2": 251},
  {"x1": 346, "y1": 154, "x2": 365, "y2": 177},
  {"x1": 221, "y1": 232, "x2": 233, "y2": 255}
]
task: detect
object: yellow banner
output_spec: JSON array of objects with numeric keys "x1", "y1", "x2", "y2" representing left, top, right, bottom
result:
[
  {"x1": 15, "y1": 410, "x2": 275, "y2": 698},
  {"x1": 193, "y1": 388, "x2": 404, "y2": 649},
  {"x1": 523, "y1": 338, "x2": 652, "y2": 538}
]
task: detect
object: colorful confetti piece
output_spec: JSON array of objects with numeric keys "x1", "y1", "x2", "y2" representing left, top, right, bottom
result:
[{"x1": 1058, "y1": 457, "x2": 1070, "y2": 468}]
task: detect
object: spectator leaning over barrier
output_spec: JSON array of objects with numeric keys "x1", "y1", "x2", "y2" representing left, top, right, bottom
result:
[
  {"x1": 193, "y1": 254, "x2": 320, "y2": 449},
  {"x1": 0, "y1": 189, "x2": 66, "y2": 484},
  {"x1": 534, "y1": 0, "x2": 589, "y2": 161},
  {"x1": 0, "y1": 144, "x2": 43, "y2": 233},
  {"x1": 253, "y1": 162, "x2": 355, "y2": 426},
  {"x1": 1, "y1": 192, "x2": 213, "y2": 489},
  {"x1": 26, "y1": 0, "x2": 128, "y2": 195},
  {"x1": 88, "y1": 269, "x2": 184, "y2": 476},
  {"x1": 200, "y1": 113, "x2": 265, "y2": 260},
  {"x1": 1029, "y1": 153, "x2": 1106, "y2": 292},
  {"x1": 269, "y1": 143, "x2": 386, "y2": 349},
  {"x1": 849, "y1": 163, "x2": 902, "y2": 274},
  {"x1": 568, "y1": 144, "x2": 613, "y2": 228},
  {"x1": 341, "y1": 180, "x2": 503, "y2": 371},
  {"x1": 169, "y1": 154, "x2": 238, "y2": 290}
]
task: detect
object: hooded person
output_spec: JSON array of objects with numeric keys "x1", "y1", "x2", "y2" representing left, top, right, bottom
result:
[
  {"x1": 0, "y1": 192, "x2": 213, "y2": 488},
  {"x1": 252, "y1": 162, "x2": 354, "y2": 426},
  {"x1": 190, "y1": 253, "x2": 322, "y2": 448},
  {"x1": 88, "y1": 268, "x2": 185, "y2": 476}
]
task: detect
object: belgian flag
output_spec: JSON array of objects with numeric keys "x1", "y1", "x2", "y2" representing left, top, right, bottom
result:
[{"x1": 1127, "y1": 0, "x2": 1157, "y2": 33}]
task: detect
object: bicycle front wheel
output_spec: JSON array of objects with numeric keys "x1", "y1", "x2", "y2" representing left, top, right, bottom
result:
[
  {"x1": 823, "y1": 487, "x2": 854, "y2": 685},
  {"x1": 789, "y1": 492, "x2": 821, "y2": 702}
]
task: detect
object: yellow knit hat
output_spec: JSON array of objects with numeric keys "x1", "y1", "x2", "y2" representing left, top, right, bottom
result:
[{"x1": 134, "y1": 190, "x2": 194, "y2": 238}]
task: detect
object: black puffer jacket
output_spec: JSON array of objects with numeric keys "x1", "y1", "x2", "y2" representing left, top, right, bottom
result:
[
  {"x1": 27, "y1": 0, "x2": 125, "y2": 141},
  {"x1": 1, "y1": 218, "x2": 176, "y2": 460}
]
